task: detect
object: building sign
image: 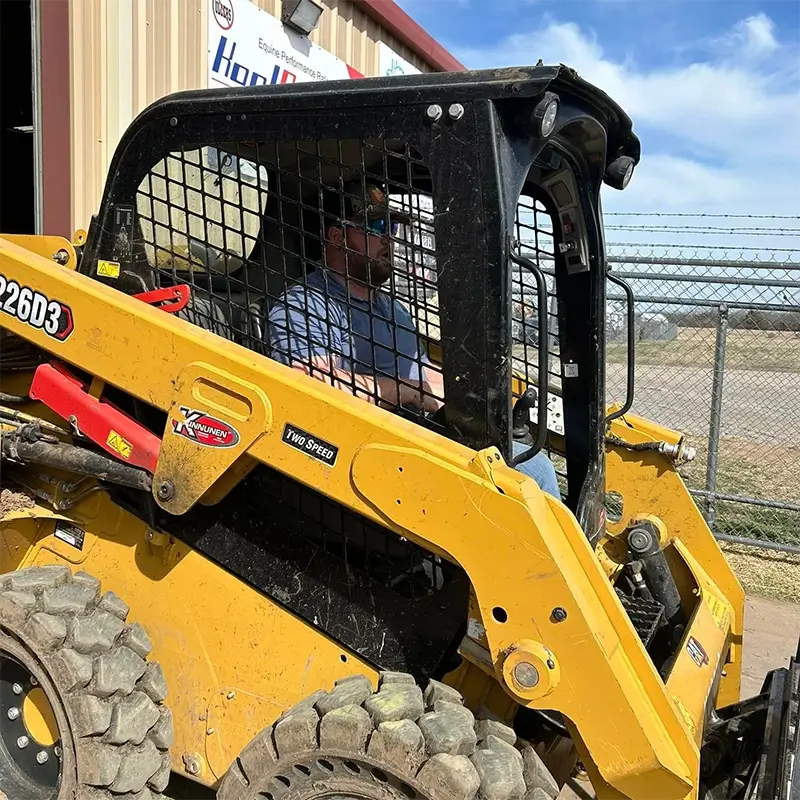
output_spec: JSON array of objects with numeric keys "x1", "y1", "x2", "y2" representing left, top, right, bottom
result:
[
  {"x1": 208, "y1": 0, "x2": 363, "y2": 89},
  {"x1": 378, "y1": 42, "x2": 421, "y2": 78}
]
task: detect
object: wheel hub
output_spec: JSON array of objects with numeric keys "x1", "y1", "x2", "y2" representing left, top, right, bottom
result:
[
  {"x1": 0, "y1": 654, "x2": 60, "y2": 796},
  {"x1": 22, "y1": 688, "x2": 60, "y2": 748}
]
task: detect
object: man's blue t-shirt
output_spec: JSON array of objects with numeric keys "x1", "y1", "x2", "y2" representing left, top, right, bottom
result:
[{"x1": 267, "y1": 269, "x2": 429, "y2": 381}]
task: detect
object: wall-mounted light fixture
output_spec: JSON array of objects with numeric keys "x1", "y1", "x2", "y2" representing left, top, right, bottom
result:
[{"x1": 281, "y1": 0, "x2": 324, "y2": 35}]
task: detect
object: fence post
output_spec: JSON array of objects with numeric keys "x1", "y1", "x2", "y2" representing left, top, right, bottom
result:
[{"x1": 705, "y1": 304, "x2": 729, "y2": 528}]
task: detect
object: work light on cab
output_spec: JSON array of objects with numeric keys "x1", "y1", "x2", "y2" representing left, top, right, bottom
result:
[
  {"x1": 532, "y1": 92, "x2": 559, "y2": 138},
  {"x1": 605, "y1": 155, "x2": 636, "y2": 190}
]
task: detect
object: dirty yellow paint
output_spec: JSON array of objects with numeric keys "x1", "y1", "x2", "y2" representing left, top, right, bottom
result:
[{"x1": 14, "y1": 489, "x2": 377, "y2": 787}]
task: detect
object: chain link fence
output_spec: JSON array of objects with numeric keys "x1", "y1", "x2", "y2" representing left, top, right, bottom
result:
[{"x1": 604, "y1": 214, "x2": 800, "y2": 551}]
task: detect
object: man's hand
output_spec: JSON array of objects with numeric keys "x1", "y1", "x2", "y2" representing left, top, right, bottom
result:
[
  {"x1": 392, "y1": 379, "x2": 442, "y2": 413},
  {"x1": 291, "y1": 358, "x2": 441, "y2": 412}
]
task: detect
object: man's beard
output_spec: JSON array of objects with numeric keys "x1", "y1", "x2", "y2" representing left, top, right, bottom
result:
[
  {"x1": 347, "y1": 253, "x2": 392, "y2": 287},
  {"x1": 367, "y1": 255, "x2": 393, "y2": 286}
]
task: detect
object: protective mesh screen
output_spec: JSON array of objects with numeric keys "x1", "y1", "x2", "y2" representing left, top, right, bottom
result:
[
  {"x1": 134, "y1": 140, "x2": 443, "y2": 416},
  {"x1": 512, "y1": 194, "x2": 567, "y2": 493}
]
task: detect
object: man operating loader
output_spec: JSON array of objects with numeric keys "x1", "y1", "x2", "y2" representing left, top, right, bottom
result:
[{"x1": 267, "y1": 180, "x2": 560, "y2": 497}]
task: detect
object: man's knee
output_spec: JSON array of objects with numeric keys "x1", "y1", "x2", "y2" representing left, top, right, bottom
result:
[{"x1": 510, "y1": 443, "x2": 561, "y2": 498}]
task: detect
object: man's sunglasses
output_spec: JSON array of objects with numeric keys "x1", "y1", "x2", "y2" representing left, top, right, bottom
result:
[{"x1": 360, "y1": 217, "x2": 401, "y2": 237}]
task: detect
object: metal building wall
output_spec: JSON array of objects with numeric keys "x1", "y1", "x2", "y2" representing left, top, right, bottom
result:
[{"x1": 68, "y1": 0, "x2": 431, "y2": 230}]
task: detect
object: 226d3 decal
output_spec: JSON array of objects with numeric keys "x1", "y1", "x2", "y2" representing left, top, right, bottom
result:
[{"x1": 0, "y1": 273, "x2": 74, "y2": 341}]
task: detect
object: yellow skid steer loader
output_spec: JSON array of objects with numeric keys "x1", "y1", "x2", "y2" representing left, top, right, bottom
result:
[{"x1": 0, "y1": 65, "x2": 797, "y2": 800}]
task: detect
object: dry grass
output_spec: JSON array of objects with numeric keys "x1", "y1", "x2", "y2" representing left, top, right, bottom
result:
[
  {"x1": 677, "y1": 437, "x2": 800, "y2": 546},
  {"x1": 722, "y1": 542, "x2": 800, "y2": 603},
  {"x1": 607, "y1": 327, "x2": 800, "y2": 373}
]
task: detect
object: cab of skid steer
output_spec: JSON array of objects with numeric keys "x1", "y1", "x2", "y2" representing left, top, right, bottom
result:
[{"x1": 77, "y1": 66, "x2": 640, "y2": 551}]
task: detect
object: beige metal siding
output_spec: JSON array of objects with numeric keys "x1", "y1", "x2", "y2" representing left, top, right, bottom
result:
[
  {"x1": 70, "y1": 0, "x2": 207, "y2": 229},
  {"x1": 69, "y1": 0, "x2": 431, "y2": 229}
]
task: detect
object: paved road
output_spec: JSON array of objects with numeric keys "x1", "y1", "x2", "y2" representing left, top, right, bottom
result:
[{"x1": 607, "y1": 363, "x2": 800, "y2": 445}]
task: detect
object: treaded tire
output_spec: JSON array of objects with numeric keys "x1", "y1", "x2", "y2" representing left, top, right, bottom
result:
[
  {"x1": 0, "y1": 565, "x2": 174, "y2": 800},
  {"x1": 217, "y1": 671, "x2": 559, "y2": 800}
]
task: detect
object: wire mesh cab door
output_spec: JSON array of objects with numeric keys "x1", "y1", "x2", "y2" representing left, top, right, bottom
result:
[
  {"x1": 78, "y1": 71, "x2": 640, "y2": 544},
  {"x1": 499, "y1": 125, "x2": 616, "y2": 539},
  {"x1": 78, "y1": 82, "x2": 514, "y2": 457}
]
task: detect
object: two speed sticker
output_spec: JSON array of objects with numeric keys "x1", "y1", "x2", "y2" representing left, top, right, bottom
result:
[
  {"x1": 0, "y1": 272, "x2": 74, "y2": 341},
  {"x1": 282, "y1": 423, "x2": 339, "y2": 466}
]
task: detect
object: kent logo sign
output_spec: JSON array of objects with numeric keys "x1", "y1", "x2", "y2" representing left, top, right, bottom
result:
[
  {"x1": 212, "y1": 36, "x2": 297, "y2": 87},
  {"x1": 207, "y1": 0, "x2": 361, "y2": 91}
]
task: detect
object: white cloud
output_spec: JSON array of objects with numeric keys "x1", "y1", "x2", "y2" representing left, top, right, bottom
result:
[
  {"x1": 453, "y1": 14, "x2": 800, "y2": 228},
  {"x1": 722, "y1": 13, "x2": 780, "y2": 60}
]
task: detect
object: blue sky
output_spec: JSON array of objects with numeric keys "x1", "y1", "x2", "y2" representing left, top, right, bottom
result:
[{"x1": 396, "y1": 0, "x2": 800, "y2": 251}]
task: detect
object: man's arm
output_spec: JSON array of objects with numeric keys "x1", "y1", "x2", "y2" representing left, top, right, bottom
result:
[
  {"x1": 421, "y1": 358, "x2": 445, "y2": 405},
  {"x1": 391, "y1": 297, "x2": 445, "y2": 410},
  {"x1": 297, "y1": 356, "x2": 440, "y2": 411},
  {"x1": 268, "y1": 288, "x2": 437, "y2": 410}
]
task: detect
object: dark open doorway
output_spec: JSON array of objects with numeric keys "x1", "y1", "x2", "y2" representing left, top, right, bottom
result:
[{"x1": 1, "y1": 0, "x2": 37, "y2": 234}]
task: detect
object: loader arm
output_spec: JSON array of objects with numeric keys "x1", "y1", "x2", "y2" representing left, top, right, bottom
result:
[{"x1": 2, "y1": 232, "x2": 714, "y2": 797}]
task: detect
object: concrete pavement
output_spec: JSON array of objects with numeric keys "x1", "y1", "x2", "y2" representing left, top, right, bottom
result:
[{"x1": 741, "y1": 594, "x2": 800, "y2": 698}]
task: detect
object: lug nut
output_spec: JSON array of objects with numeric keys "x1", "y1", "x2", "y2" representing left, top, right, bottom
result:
[
  {"x1": 7, "y1": 707, "x2": 20, "y2": 721},
  {"x1": 36, "y1": 751, "x2": 49, "y2": 764},
  {"x1": 54, "y1": 746, "x2": 62, "y2": 758},
  {"x1": 30, "y1": 676, "x2": 38, "y2": 686},
  {"x1": 12, "y1": 683, "x2": 23, "y2": 695},
  {"x1": 512, "y1": 661, "x2": 540, "y2": 688},
  {"x1": 17, "y1": 736, "x2": 30, "y2": 749}
]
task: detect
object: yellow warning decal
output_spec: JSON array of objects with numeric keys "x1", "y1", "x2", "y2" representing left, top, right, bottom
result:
[
  {"x1": 106, "y1": 430, "x2": 132, "y2": 460},
  {"x1": 705, "y1": 593, "x2": 731, "y2": 632},
  {"x1": 672, "y1": 694, "x2": 696, "y2": 734},
  {"x1": 97, "y1": 260, "x2": 121, "y2": 278}
]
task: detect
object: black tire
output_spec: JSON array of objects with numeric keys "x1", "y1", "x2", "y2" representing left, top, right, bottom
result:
[
  {"x1": 0, "y1": 565, "x2": 174, "y2": 800},
  {"x1": 217, "y1": 671, "x2": 559, "y2": 800}
]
